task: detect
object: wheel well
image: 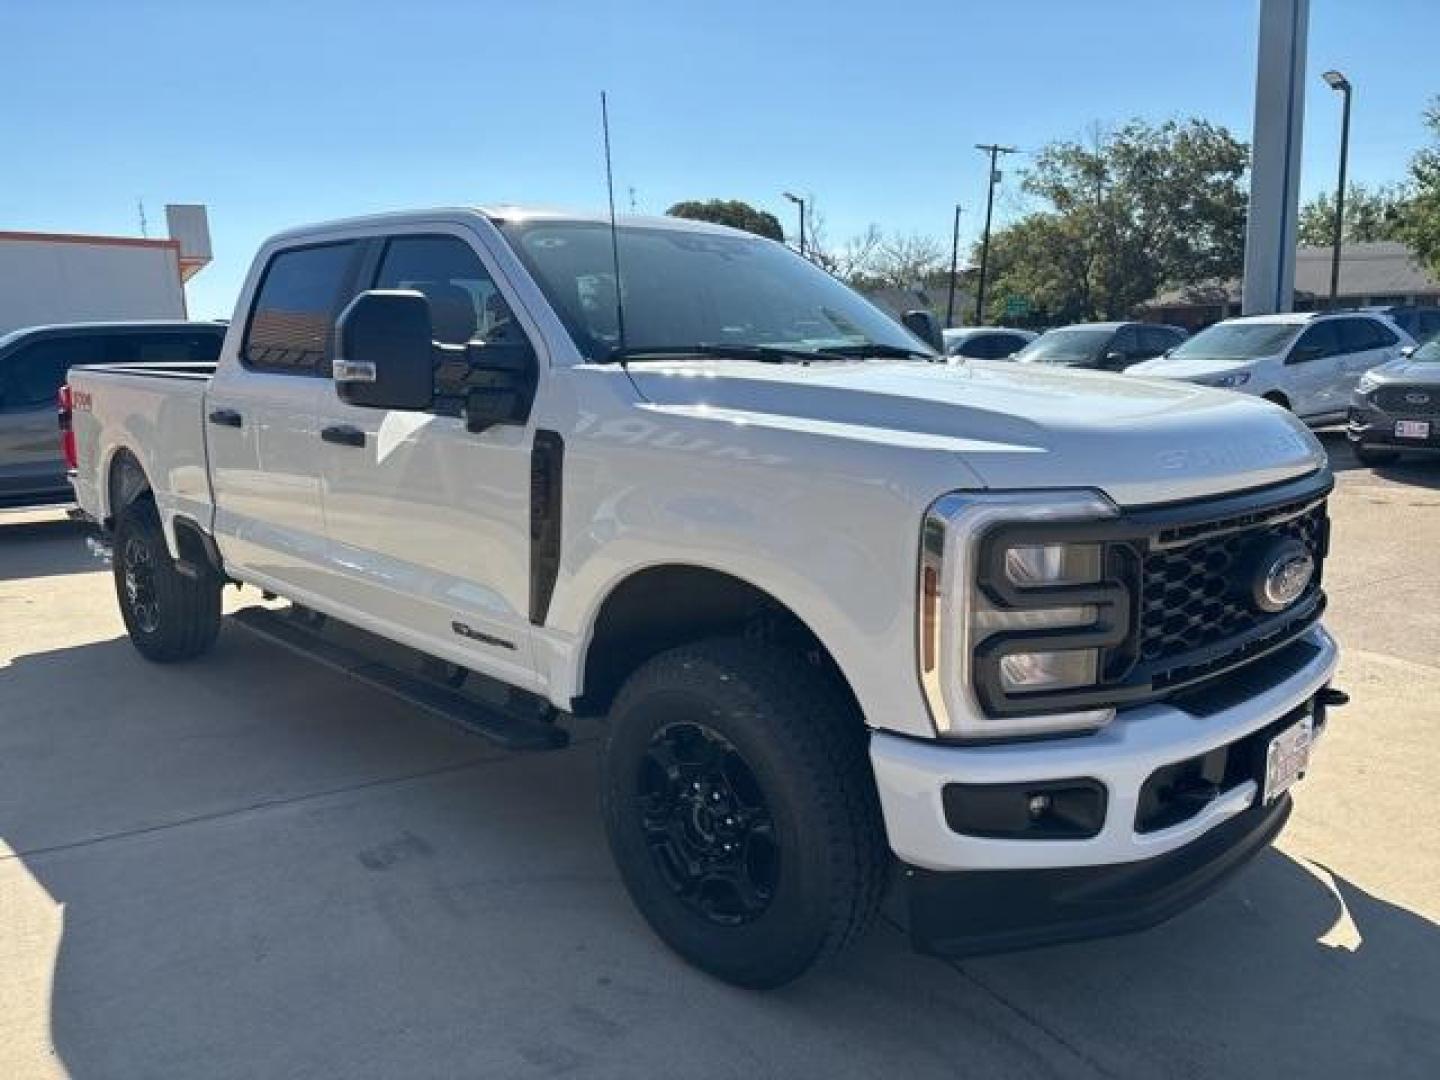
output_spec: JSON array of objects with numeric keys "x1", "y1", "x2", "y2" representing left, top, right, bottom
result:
[
  {"x1": 1263, "y1": 391, "x2": 1291, "y2": 409},
  {"x1": 575, "y1": 566, "x2": 859, "y2": 719},
  {"x1": 106, "y1": 449, "x2": 152, "y2": 526}
]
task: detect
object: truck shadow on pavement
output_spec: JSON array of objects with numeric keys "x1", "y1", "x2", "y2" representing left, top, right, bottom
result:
[
  {"x1": 1, "y1": 629, "x2": 1437, "y2": 1079},
  {"x1": 0, "y1": 515, "x2": 97, "y2": 582}
]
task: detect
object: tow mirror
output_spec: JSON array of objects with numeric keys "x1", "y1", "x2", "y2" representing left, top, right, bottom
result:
[
  {"x1": 902, "y1": 309, "x2": 944, "y2": 353},
  {"x1": 333, "y1": 290, "x2": 435, "y2": 411},
  {"x1": 436, "y1": 337, "x2": 539, "y2": 433}
]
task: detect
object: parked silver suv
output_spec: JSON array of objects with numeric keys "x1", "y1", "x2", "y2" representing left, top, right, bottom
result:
[{"x1": 1, "y1": 321, "x2": 224, "y2": 510}]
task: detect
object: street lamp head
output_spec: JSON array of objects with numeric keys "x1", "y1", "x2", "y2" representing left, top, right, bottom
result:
[
  {"x1": 782, "y1": 191, "x2": 803, "y2": 206},
  {"x1": 1322, "y1": 69, "x2": 1350, "y2": 93}
]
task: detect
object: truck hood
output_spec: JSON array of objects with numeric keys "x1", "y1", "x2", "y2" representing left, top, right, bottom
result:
[
  {"x1": 625, "y1": 359, "x2": 1324, "y2": 506},
  {"x1": 1124, "y1": 356, "x2": 1259, "y2": 380},
  {"x1": 1368, "y1": 358, "x2": 1440, "y2": 385}
]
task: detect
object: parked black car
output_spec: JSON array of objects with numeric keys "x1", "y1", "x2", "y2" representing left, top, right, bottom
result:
[
  {"x1": 1347, "y1": 333, "x2": 1440, "y2": 465},
  {"x1": 1012, "y1": 321, "x2": 1187, "y2": 372},
  {"x1": 0, "y1": 321, "x2": 225, "y2": 510}
]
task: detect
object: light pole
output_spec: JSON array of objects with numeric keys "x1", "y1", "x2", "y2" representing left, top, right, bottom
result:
[
  {"x1": 1322, "y1": 70, "x2": 1352, "y2": 310},
  {"x1": 783, "y1": 191, "x2": 807, "y2": 257},
  {"x1": 945, "y1": 204, "x2": 963, "y2": 328},
  {"x1": 973, "y1": 144, "x2": 1017, "y2": 324}
]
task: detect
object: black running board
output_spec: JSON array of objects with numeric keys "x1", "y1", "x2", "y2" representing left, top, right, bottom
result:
[{"x1": 230, "y1": 606, "x2": 569, "y2": 751}]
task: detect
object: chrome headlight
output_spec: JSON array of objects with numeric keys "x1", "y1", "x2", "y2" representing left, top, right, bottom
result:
[{"x1": 918, "y1": 491, "x2": 1124, "y2": 740}]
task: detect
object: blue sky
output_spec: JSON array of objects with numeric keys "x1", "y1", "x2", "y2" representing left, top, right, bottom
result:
[{"x1": 2, "y1": 0, "x2": 1436, "y2": 318}]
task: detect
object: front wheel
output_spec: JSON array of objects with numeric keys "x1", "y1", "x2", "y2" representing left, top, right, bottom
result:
[
  {"x1": 600, "y1": 637, "x2": 889, "y2": 988},
  {"x1": 113, "y1": 499, "x2": 222, "y2": 662}
]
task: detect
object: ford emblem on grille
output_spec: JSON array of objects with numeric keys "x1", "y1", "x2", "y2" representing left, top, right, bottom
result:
[
  {"x1": 1250, "y1": 538, "x2": 1315, "y2": 613},
  {"x1": 1404, "y1": 391, "x2": 1431, "y2": 405}
]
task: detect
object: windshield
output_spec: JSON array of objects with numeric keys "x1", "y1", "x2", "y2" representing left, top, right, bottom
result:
[
  {"x1": 1166, "y1": 321, "x2": 1300, "y2": 361},
  {"x1": 498, "y1": 220, "x2": 933, "y2": 362},
  {"x1": 1413, "y1": 338, "x2": 1440, "y2": 363},
  {"x1": 1013, "y1": 327, "x2": 1111, "y2": 364}
]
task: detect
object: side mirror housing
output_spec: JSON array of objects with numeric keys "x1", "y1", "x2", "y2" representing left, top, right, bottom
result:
[
  {"x1": 1401, "y1": 344, "x2": 1417, "y2": 358},
  {"x1": 902, "y1": 309, "x2": 944, "y2": 353},
  {"x1": 1101, "y1": 350, "x2": 1130, "y2": 370},
  {"x1": 333, "y1": 290, "x2": 435, "y2": 410}
]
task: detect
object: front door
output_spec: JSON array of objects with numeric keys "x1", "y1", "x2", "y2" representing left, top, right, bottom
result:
[
  {"x1": 1284, "y1": 321, "x2": 1346, "y2": 419},
  {"x1": 313, "y1": 231, "x2": 540, "y2": 689},
  {"x1": 207, "y1": 240, "x2": 363, "y2": 595}
]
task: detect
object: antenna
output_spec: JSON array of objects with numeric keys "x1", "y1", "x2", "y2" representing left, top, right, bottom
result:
[{"x1": 601, "y1": 91, "x2": 627, "y2": 353}]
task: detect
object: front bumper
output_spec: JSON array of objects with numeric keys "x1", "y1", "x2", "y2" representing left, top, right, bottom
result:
[
  {"x1": 1348, "y1": 403, "x2": 1440, "y2": 450},
  {"x1": 871, "y1": 624, "x2": 1338, "y2": 953}
]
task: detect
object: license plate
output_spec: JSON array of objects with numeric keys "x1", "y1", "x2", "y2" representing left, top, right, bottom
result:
[
  {"x1": 1395, "y1": 419, "x2": 1431, "y2": 439},
  {"x1": 1263, "y1": 716, "x2": 1313, "y2": 803}
]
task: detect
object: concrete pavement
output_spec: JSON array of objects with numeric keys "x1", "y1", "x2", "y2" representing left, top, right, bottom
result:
[{"x1": 2, "y1": 435, "x2": 1437, "y2": 1078}]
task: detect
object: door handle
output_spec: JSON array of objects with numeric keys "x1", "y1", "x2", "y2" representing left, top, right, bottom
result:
[
  {"x1": 208, "y1": 408, "x2": 243, "y2": 428},
  {"x1": 321, "y1": 424, "x2": 366, "y2": 448}
]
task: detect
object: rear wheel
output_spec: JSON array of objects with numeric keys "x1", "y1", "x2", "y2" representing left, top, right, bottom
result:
[
  {"x1": 1353, "y1": 442, "x2": 1400, "y2": 467},
  {"x1": 600, "y1": 637, "x2": 889, "y2": 988},
  {"x1": 113, "y1": 499, "x2": 222, "y2": 662}
]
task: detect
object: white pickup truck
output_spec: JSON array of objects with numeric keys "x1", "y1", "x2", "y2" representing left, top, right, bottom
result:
[{"x1": 67, "y1": 208, "x2": 1344, "y2": 987}]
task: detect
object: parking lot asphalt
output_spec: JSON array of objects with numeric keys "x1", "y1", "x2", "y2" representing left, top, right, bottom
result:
[{"x1": 2, "y1": 431, "x2": 1437, "y2": 1079}]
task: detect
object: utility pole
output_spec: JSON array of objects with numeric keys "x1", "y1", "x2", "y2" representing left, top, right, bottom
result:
[
  {"x1": 973, "y1": 144, "x2": 1017, "y2": 324},
  {"x1": 945, "y1": 204, "x2": 964, "y2": 328}
]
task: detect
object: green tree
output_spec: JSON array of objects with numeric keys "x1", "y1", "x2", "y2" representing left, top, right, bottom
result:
[
  {"x1": 1298, "y1": 183, "x2": 1411, "y2": 246},
  {"x1": 1400, "y1": 97, "x2": 1440, "y2": 275},
  {"x1": 980, "y1": 118, "x2": 1249, "y2": 322},
  {"x1": 665, "y1": 199, "x2": 784, "y2": 241}
]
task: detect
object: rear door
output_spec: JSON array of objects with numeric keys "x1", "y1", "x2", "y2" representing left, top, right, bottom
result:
[
  {"x1": 0, "y1": 332, "x2": 104, "y2": 502},
  {"x1": 1337, "y1": 317, "x2": 1402, "y2": 398},
  {"x1": 207, "y1": 241, "x2": 364, "y2": 594}
]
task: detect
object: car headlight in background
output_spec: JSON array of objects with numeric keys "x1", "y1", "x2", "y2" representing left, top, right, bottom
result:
[
  {"x1": 1204, "y1": 372, "x2": 1251, "y2": 388},
  {"x1": 919, "y1": 492, "x2": 1123, "y2": 740}
]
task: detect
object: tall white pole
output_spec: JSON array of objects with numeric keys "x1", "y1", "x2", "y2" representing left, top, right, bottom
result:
[{"x1": 1242, "y1": 0, "x2": 1310, "y2": 315}]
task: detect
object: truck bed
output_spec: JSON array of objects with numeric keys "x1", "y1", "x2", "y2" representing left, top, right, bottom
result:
[{"x1": 68, "y1": 362, "x2": 217, "y2": 536}]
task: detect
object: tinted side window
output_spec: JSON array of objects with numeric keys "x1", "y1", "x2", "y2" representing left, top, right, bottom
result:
[
  {"x1": 1141, "y1": 326, "x2": 1183, "y2": 355},
  {"x1": 243, "y1": 243, "x2": 358, "y2": 375},
  {"x1": 1369, "y1": 320, "x2": 1399, "y2": 348},
  {"x1": 997, "y1": 334, "x2": 1029, "y2": 356},
  {"x1": 373, "y1": 235, "x2": 520, "y2": 347},
  {"x1": 0, "y1": 336, "x2": 101, "y2": 410},
  {"x1": 1111, "y1": 326, "x2": 1140, "y2": 356},
  {"x1": 1420, "y1": 312, "x2": 1440, "y2": 341},
  {"x1": 1338, "y1": 318, "x2": 1395, "y2": 353},
  {"x1": 1291, "y1": 321, "x2": 1340, "y2": 361},
  {"x1": 957, "y1": 335, "x2": 994, "y2": 359},
  {"x1": 108, "y1": 331, "x2": 224, "y2": 363}
]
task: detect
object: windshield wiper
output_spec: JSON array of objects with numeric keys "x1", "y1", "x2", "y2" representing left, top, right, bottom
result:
[
  {"x1": 604, "y1": 343, "x2": 852, "y2": 364},
  {"x1": 818, "y1": 342, "x2": 935, "y2": 359}
]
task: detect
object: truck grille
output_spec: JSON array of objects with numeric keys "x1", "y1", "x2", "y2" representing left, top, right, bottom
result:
[
  {"x1": 1137, "y1": 501, "x2": 1327, "y2": 685},
  {"x1": 1374, "y1": 385, "x2": 1440, "y2": 415}
]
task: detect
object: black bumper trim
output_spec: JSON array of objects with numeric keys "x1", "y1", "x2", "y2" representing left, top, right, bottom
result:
[{"x1": 904, "y1": 793, "x2": 1291, "y2": 958}]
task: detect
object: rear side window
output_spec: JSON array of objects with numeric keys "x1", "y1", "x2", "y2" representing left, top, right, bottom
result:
[
  {"x1": 0, "y1": 336, "x2": 101, "y2": 410},
  {"x1": 996, "y1": 334, "x2": 1029, "y2": 356},
  {"x1": 1141, "y1": 326, "x2": 1183, "y2": 355},
  {"x1": 243, "y1": 243, "x2": 358, "y2": 375},
  {"x1": 108, "y1": 331, "x2": 224, "y2": 363},
  {"x1": 1338, "y1": 318, "x2": 1397, "y2": 352},
  {"x1": 955, "y1": 335, "x2": 996, "y2": 359}
]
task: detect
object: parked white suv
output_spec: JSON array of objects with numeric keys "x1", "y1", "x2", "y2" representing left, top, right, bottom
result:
[{"x1": 1126, "y1": 312, "x2": 1413, "y2": 425}]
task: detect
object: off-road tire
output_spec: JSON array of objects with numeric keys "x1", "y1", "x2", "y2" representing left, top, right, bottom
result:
[
  {"x1": 113, "y1": 498, "x2": 222, "y2": 662},
  {"x1": 601, "y1": 636, "x2": 889, "y2": 988}
]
